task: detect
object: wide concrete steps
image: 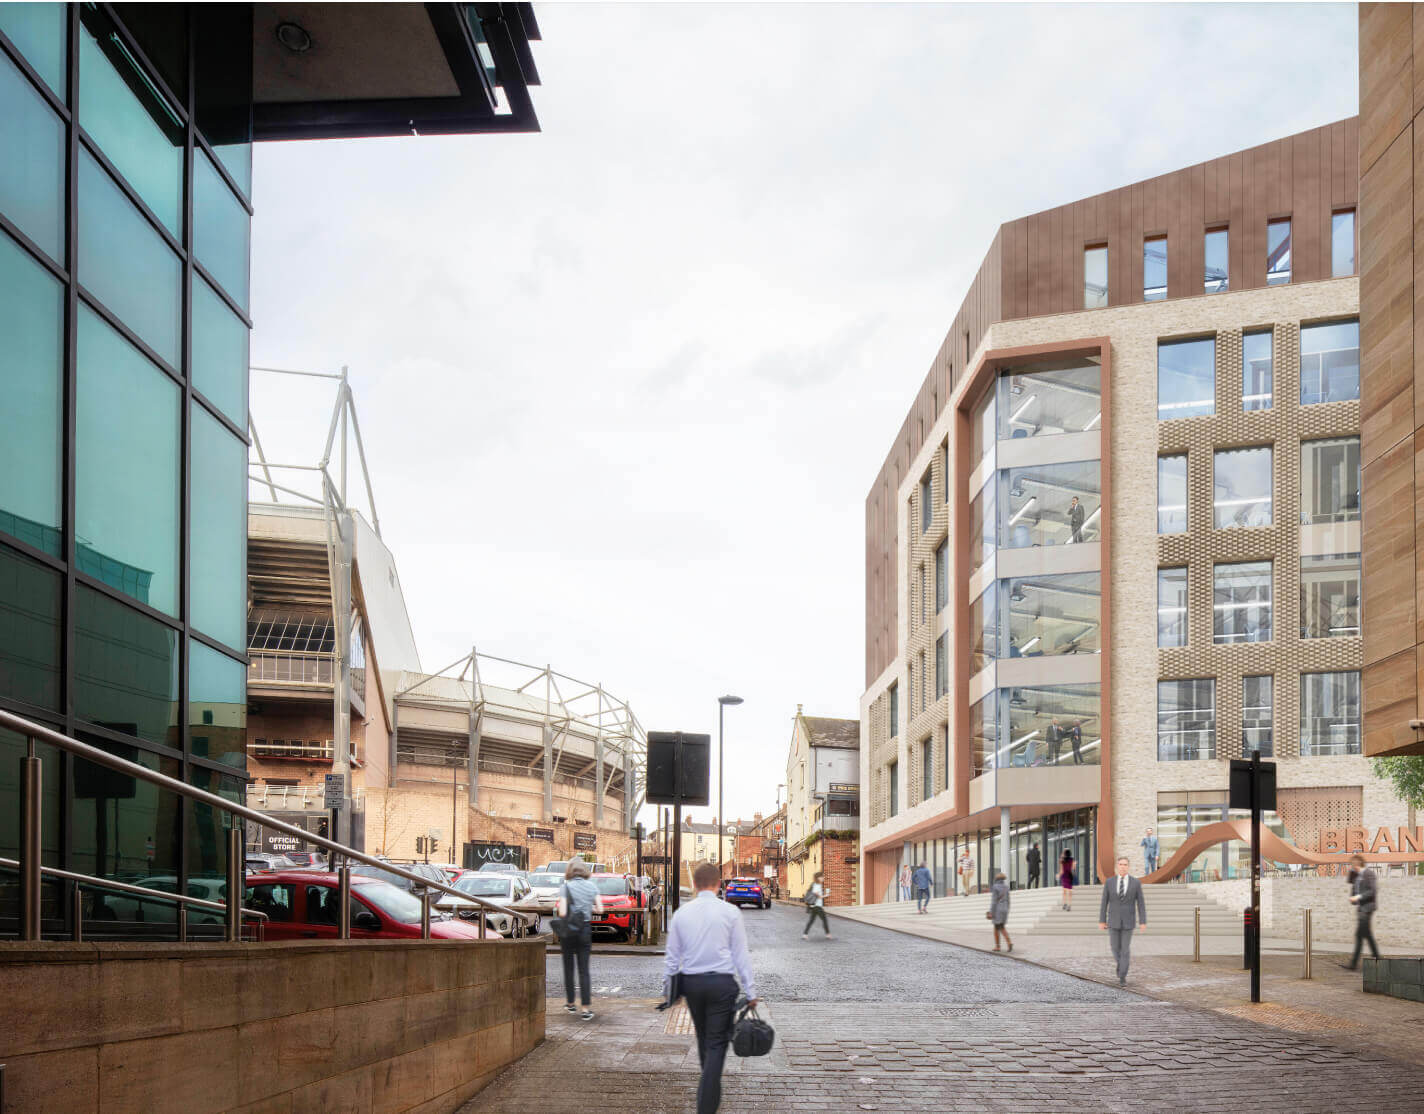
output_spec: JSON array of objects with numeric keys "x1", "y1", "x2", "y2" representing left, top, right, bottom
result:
[{"x1": 861, "y1": 883, "x2": 1243, "y2": 936}]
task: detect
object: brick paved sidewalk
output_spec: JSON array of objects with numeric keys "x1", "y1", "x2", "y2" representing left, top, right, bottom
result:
[
  {"x1": 464, "y1": 994, "x2": 1424, "y2": 1113},
  {"x1": 829, "y1": 903, "x2": 1424, "y2": 1065}
]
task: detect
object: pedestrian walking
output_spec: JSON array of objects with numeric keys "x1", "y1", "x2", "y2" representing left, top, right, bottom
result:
[
  {"x1": 665, "y1": 862, "x2": 759, "y2": 1114},
  {"x1": 802, "y1": 871, "x2": 832, "y2": 939},
  {"x1": 1068, "y1": 720, "x2": 1083, "y2": 765},
  {"x1": 989, "y1": 871, "x2": 1012, "y2": 952},
  {"x1": 1026, "y1": 843, "x2": 1041, "y2": 889},
  {"x1": 957, "y1": 850, "x2": 975, "y2": 896},
  {"x1": 555, "y1": 860, "x2": 604, "y2": 1020},
  {"x1": 1339, "y1": 854, "x2": 1380, "y2": 971},
  {"x1": 1059, "y1": 849, "x2": 1075, "y2": 910},
  {"x1": 899, "y1": 863, "x2": 912, "y2": 902},
  {"x1": 1068, "y1": 495, "x2": 1086, "y2": 542},
  {"x1": 1140, "y1": 827, "x2": 1160, "y2": 875},
  {"x1": 1098, "y1": 856, "x2": 1147, "y2": 986},
  {"x1": 913, "y1": 862, "x2": 933, "y2": 913}
]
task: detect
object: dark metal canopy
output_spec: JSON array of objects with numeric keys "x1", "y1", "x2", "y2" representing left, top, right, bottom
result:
[{"x1": 248, "y1": 2, "x2": 541, "y2": 140}]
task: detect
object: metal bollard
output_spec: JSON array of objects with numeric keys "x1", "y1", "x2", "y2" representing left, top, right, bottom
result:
[
  {"x1": 226, "y1": 826, "x2": 244, "y2": 942},
  {"x1": 72, "y1": 882, "x2": 83, "y2": 943},
  {"x1": 20, "y1": 746, "x2": 42, "y2": 941},
  {"x1": 177, "y1": 904, "x2": 188, "y2": 943},
  {"x1": 421, "y1": 893, "x2": 431, "y2": 939},
  {"x1": 338, "y1": 866, "x2": 351, "y2": 940},
  {"x1": 1193, "y1": 907, "x2": 1200, "y2": 962},
  {"x1": 1303, "y1": 907, "x2": 1313, "y2": 980}
]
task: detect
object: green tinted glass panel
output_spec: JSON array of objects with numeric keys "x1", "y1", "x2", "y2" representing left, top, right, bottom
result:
[
  {"x1": 188, "y1": 765, "x2": 243, "y2": 886},
  {"x1": 0, "y1": 727, "x2": 61, "y2": 864},
  {"x1": 78, "y1": 149, "x2": 181, "y2": 367},
  {"x1": 0, "y1": 48, "x2": 64, "y2": 260},
  {"x1": 72, "y1": 733, "x2": 181, "y2": 885},
  {"x1": 0, "y1": 544, "x2": 61, "y2": 710},
  {"x1": 190, "y1": 642, "x2": 246, "y2": 768},
  {"x1": 190, "y1": 405, "x2": 246, "y2": 647},
  {"x1": 194, "y1": 151, "x2": 249, "y2": 310},
  {"x1": 0, "y1": 2, "x2": 65, "y2": 98},
  {"x1": 74, "y1": 585, "x2": 179, "y2": 747},
  {"x1": 192, "y1": 275, "x2": 248, "y2": 427},
  {"x1": 76, "y1": 306, "x2": 180, "y2": 615},
  {"x1": 79, "y1": 8, "x2": 184, "y2": 236},
  {"x1": 0, "y1": 231, "x2": 63, "y2": 555}
]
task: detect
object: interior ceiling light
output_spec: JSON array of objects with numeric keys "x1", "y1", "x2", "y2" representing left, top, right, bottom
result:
[{"x1": 276, "y1": 21, "x2": 313, "y2": 53}]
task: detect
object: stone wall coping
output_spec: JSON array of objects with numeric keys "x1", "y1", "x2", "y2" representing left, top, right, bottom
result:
[{"x1": 0, "y1": 937, "x2": 545, "y2": 966}]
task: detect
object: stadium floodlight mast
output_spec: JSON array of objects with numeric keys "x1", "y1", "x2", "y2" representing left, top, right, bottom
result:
[{"x1": 717, "y1": 695, "x2": 744, "y2": 877}]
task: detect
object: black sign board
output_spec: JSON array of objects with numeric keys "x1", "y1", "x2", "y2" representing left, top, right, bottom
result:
[
  {"x1": 1229, "y1": 758, "x2": 1277, "y2": 811},
  {"x1": 641, "y1": 855, "x2": 670, "y2": 866},
  {"x1": 526, "y1": 826, "x2": 555, "y2": 843},
  {"x1": 843, "y1": 857, "x2": 861, "y2": 865},
  {"x1": 646, "y1": 731, "x2": 711, "y2": 806},
  {"x1": 573, "y1": 832, "x2": 597, "y2": 851},
  {"x1": 464, "y1": 841, "x2": 527, "y2": 871}
]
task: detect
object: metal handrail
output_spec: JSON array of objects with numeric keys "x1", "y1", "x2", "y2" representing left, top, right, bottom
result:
[
  {"x1": 0, "y1": 707, "x2": 536, "y2": 942},
  {"x1": 0, "y1": 855, "x2": 268, "y2": 942}
]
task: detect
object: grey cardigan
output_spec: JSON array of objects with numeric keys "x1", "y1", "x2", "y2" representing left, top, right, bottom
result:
[{"x1": 990, "y1": 879, "x2": 1010, "y2": 925}]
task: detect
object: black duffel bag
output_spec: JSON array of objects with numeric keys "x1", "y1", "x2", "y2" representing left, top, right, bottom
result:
[{"x1": 732, "y1": 1000, "x2": 775, "y2": 1057}]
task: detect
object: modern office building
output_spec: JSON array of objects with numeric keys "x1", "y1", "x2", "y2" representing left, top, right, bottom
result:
[
  {"x1": 0, "y1": 2, "x2": 541, "y2": 932},
  {"x1": 859, "y1": 117, "x2": 1415, "y2": 902},
  {"x1": 1358, "y1": 3, "x2": 1424, "y2": 760}
]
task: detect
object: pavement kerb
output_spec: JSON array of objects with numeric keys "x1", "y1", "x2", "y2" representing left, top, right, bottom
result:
[{"x1": 823, "y1": 905, "x2": 1160, "y2": 999}]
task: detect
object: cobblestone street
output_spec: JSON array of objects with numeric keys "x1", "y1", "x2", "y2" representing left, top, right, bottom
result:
[{"x1": 465, "y1": 904, "x2": 1424, "y2": 1112}]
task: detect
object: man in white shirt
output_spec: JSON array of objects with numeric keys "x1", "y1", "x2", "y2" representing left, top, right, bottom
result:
[
  {"x1": 1098, "y1": 856, "x2": 1148, "y2": 986},
  {"x1": 665, "y1": 861, "x2": 759, "y2": 1114}
]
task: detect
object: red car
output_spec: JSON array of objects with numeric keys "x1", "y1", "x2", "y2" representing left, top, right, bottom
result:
[
  {"x1": 589, "y1": 872, "x2": 646, "y2": 941},
  {"x1": 244, "y1": 871, "x2": 489, "y2": 940}
]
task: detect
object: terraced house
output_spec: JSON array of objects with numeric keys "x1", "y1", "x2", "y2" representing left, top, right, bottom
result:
[{"x1": 859, "y1": 118, "x2": 1412, "y2": 902}]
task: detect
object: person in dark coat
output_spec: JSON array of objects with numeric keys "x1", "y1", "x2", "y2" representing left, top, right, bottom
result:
[
  {"x1": 1068, "y1": 496, "x2": 1086, "y2": 542},
  {"x1": 990, "y1": 872, "x2": 1012, "y2": 952},
  {"x1": 1026, "y1": 843, "x2": 1042, "y2": 889},
  {"x1": 1340, "y1": 854, "x2": 1380, "y2": 971}
]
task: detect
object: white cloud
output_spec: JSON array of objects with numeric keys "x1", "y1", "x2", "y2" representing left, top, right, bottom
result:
[{"x1": 249, "y1": 2, "x2": 1358, "y2": 825}]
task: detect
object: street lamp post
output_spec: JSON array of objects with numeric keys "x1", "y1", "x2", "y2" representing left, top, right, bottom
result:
[{"x1": 717, "y1": 695, "x2": 743, "y2": 878}]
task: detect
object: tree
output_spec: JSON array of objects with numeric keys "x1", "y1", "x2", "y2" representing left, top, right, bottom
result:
[
  {"x1": 1371, "y1": 756, "x2": 1424, "y2": 812},
  {"x1": 372, "y1": 788, "x2": 411, "y2": 856}
]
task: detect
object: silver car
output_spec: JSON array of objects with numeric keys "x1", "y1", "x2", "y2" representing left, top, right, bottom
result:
[
  {"x1": 523, "y1": 870, "x2": 565, "y2": 916},
  {"x1": 434, "y1": 873, "x2": 540, "y2": 936}
]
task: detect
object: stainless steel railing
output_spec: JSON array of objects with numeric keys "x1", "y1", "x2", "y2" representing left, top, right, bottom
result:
[
  {"x1": 0, "y1": 707, "x2": 536, "y2": 943},
  {"x1": 0, "y1": 855, "x2": 269, "y2": 942}
]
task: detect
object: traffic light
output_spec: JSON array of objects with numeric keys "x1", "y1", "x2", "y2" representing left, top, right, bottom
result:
[
  {"x1": 415, "y1": 836, "x2": 426, "y2": 854},
  {"x1": 430, "y1": 838, "x2": 439, "y2": 856}
]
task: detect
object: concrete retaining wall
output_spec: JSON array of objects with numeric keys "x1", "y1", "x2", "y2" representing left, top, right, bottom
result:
[
  {"x1": 1188, "y1": 874, "x2": 1424, "y2": 944},
  {"x1": 0, "y1": 937, "x2": 545, "y2": 1113}
]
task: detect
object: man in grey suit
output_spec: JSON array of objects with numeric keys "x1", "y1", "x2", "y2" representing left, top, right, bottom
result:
[{"x1": 1099, "y1": 856, "x2": 1147, "y2": 986}]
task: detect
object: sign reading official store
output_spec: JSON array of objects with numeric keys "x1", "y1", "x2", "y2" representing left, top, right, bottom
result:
[{"x1": 526, "y1": 826, "x2": 555, "y2": 843}]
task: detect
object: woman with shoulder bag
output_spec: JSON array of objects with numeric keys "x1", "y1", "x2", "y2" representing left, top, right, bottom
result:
[{"x1": 555, "y1": 860, "x2": 603, "y2": 1020}]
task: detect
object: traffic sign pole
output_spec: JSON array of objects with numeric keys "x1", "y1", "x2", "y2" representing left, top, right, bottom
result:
[{"x1": 1251, "y1": 748, "x2": 1261, "y2": 1004}]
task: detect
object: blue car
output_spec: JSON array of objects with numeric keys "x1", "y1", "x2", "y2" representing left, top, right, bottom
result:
[{"x1": 722, "y1": 877, "x2": 770, "y2": 909}]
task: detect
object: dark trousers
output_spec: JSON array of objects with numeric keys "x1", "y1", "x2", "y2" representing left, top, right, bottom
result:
[
  {"x1": 1071, "y1": 738, "x2": 1082, "y2": 764},
  {"x1": 682, "y1": 972, "x2": 739, "y2": 1114},
  {"x1": 1350, "y1": 911, "x2": 1380, "y2": 967},
  {"x1": 804, "y1": 905, "x2": 829, "y2": 935},
  {"x1": 1027, "y1": 869, "x2": 1040, "y2": 889},
  {"x1": 915, "y1": 887, "x2": 930, "y2": 912},
  {"x1": 560, "y1": 935, "x2": 592, "y2": 1006}
]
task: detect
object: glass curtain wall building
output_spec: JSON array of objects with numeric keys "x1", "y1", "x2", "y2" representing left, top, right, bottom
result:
[
  {"x1": 1, "y1": 5, "x2": 251, "y2": 929},
  {"x1": 1, "y1": 2, "x2": 543, "y2": 933}
]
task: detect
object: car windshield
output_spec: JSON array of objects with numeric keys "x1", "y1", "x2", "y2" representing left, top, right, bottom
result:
[
  {"x1": 355, "y1": 881, "x2": 422, "y2": 923},
  {"x1": 594, "y1": 878, "x2": 628, "y2": 896},
  {"x1": 528, "y1": 873, "x2": 562, "y2": 887},
  {"x1": 350, "y1": 863, "x2": 413, "y2": 890},
  {"x1": 456, "y1": 877, "x2": 512, "y2": 898}
]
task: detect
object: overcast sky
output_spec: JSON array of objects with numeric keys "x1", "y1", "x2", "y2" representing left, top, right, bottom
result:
[{"x1": 248, "y1": 2, "x2": 1358, "y2": 829}]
